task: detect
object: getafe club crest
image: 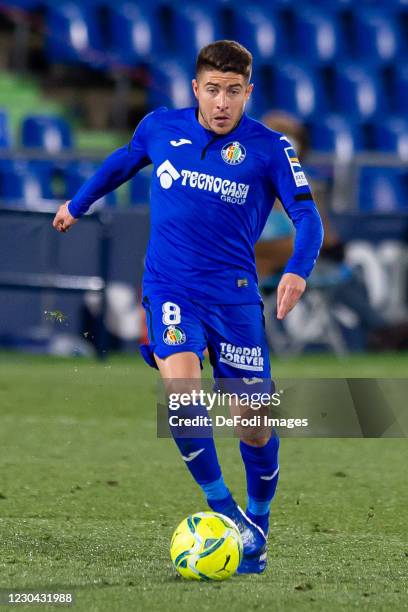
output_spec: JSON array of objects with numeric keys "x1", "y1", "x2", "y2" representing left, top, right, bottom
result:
[
  {"x1": 221, "y1": 142, "x2": 246, "y2": 165},
  {"x1": 163, "y1": 325, "x2": 186, "y2": 345}
]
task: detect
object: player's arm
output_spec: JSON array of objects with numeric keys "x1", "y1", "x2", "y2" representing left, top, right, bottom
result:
[
  {"x1": 52, "y1": 113, "x2": 153, "y2": 232},
  {"x1": 266, "y1": 138, "x2": 324, "y2": 319}
]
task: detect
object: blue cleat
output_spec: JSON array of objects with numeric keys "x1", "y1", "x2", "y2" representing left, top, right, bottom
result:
[
  {"x1": 236, "y1": 545, "x2": 267, "y2": 574},
  {"x1": 215, "y1": 501, "x2": 267, "y2": 574}
]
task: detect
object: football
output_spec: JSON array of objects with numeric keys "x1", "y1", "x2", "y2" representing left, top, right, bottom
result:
[{"x1": 170, "y1": 512, "x2": 243, "y2": 581}]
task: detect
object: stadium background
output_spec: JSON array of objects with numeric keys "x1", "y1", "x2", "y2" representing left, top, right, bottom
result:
[
  {"x1": 0, "y1": 3, "x2": 407, "y2": 611},
  {"x1": 0, "y1": 0, "x2": 407, "y2": 356}
]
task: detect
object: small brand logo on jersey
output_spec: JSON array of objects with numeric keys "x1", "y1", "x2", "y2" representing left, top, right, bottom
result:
[
  {"x1": 221, "y1": 141, "x2": 246, "y2": 165},
  {"x1": 170, "y1": 138, "x2": 192, "y2": 147},
  {"x1": 163, "y1": 325, "x2": 186, "y2": 345},
  {"x1": 284, "y1": 146, "x2": 308, "y2": 187},
  {"x1": 242, "y1": 377, "x2": 264, "y2": 385}
]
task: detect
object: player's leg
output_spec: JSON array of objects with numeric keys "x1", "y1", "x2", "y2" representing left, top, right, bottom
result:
[
  {"x1": 207, "y1": 303, "x2": 280, "y2": 537},
  {"x1": 140, "y1": 293, "x2": 232, "y2": 511},
  {"x1": 204, "y1": 303, "x2": 280, "y2": 573},
  {"x1": 238, "y1": 435, "x2": 279, "y2": 537}
]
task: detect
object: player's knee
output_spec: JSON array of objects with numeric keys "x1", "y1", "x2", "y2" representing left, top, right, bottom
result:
[
  {"x1": 239, "y1": 432, "x2": 271, "y2": 447},
  {"x1": 155, "y1": 351, "x2": 201, "y2": 379}
]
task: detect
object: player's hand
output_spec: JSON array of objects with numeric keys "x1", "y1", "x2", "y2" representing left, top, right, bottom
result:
[
  {"x1": 52, "y1": 201, "x2": 78, "y2": 233},
  {"x1": 276, "y1": 273, "x2": 306, "y2": 320}
]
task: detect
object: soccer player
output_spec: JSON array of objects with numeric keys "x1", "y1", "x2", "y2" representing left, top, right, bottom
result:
[{"x1": 52, "y1": 40, "x2": 323, "y2": 574}]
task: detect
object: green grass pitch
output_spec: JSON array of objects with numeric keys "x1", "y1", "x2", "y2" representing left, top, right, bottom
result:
[{"x1": 0, "y1": 351, "x2": 407, "y2": 611}]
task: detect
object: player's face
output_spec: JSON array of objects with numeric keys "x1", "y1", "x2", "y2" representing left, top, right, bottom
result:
[{"x1": 192, "y1": 70, "x2": 253, "y2": 135}]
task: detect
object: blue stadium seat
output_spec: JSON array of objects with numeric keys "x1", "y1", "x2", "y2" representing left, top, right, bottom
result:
[
  {"x1": 334, "y1": 64, "x2": 386, "y2": 119},
  {"x1": 279, "y1": 0, "x2": 352, "y2": 5},
  {"x1": 1, "y1": 0, "x2": 39, "y2": 8},
  {"x1": 309, "y1": 115, "x2": 364, "y2": 159},
  {"x1": 107, "y1": 3, "x2": 165, "y2": 64},
  {"x1": 293, "y1": 8, "x2": 345, "y2": 64},
  {"x1": 21, "y1": 115, "x2": 73, "y2": 152},
  {"x1": 0, "y1": 159, "x2": 54, "y2": 205},
  {"x1": 230, "y1": 6, "x2": 286, "y2": 62},
  {"x1": 64, "y1": 160, "x2": 116, "y2": 206},
  {"x1": 271, "y1": 63, "x2": 326, "y2": 119},
  {"x1": 45, "y1": 3, "x2": 104, "y2": 67},
  {"x1": 351, "y1": 9, "x2": 403, "y2": 64},
  {"x1": 244, "y1": 89, "x2": 268, "y2": 120},
  {"x1": 170, "y1": 4, "x2": 223, "y2": 59},
  {"x1": 0, "y1": 110, "x2": 11, "y2": 148},
  {"x1": 359, "y1": 167, "x2": 408, "y2": 212},
  {"x1": 392, "y1": 66, "x2": 408, "y2": 115},
  {"x1": 147, "y1": 59, "x2": 195, "y2": 109},
  {"x1": 243, "y1": 65, "x2": 270, "y2": 119},
  {"x1": 371, "y1": 117, "x2": 408, "y2": 159}
]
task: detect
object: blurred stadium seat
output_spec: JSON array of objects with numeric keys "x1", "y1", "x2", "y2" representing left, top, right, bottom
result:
[
  {"x1": 271, "y1": 63, "x2": 327, "y2": 119},
  {"x1": 359, "y1": 167, "x2": 408, "y2": 212},
  {"x1": 0, "y1": 110, "x2": 11, "y2": 148},
  {"x1": 371, "y1": 117, "x2": 408, "y2": 160},
  {"x1": 230, "y1": 6, "x2": 286, "y2": 62},
  {"x1": 107, "y1": 3, "x2": 164, "y2": 64},
  {"x1": 147, "y1": 59, "x2": 195, "y2": 109},
  {"x1": 171, "y1": 4, "x2": 223, "y2": 59},
  {"x1": 63, "y1": 160, "x2": 117, "y2": 206},
  {"x1": 21, "y1": 115, "x2": 73, "y2": 152},
  {"x1": 309, "y1": 114, "x2": 364, "y2": 159},
  {"x1": 243, "y1": 65, "x2": 270, "y2": 118},
  {"x1": 293, "y1": 8, "x2": 345, "y2": 64},
  {"x1": 0, "y1": 159, "x2": 53, "y2": 205},
  {"x1": 333, "y1": 64, "x2": 386, "y2": 119},
  {"x1": 45, "y1": 3, "x2": 104, "y2": 67},
  {"x1": 392, "y1": 65, "x2": 408, "y2": 115},
  {"x1": 0, "y1": 0, "x2": 39, "y2": 7},
  {"x1": 351, "y1": 9, "x2": 403, "y2": 64}
]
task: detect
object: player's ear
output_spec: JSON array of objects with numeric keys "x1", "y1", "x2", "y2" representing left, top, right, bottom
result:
[
  {"x1": 245, "y1": 83, "x2": 254, "y2": 101},
  {"x1": 192, "y1": 79, "x2": 199, "y2": 100}
]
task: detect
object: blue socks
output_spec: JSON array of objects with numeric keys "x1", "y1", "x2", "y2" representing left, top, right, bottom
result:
[
  {"x1": 240, "y1": 436, "x2": 280, "y2": 535},
  {"x1": 169, "y1": 403, "x2": 231, "y2": 505},
  {"x1": 169, "y1": 402, "x2": 280, "y2": 535}
]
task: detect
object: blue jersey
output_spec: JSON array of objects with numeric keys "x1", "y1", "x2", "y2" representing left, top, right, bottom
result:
[{"x1": 68, "y1": 107, "x2": 323, "y2": 304}]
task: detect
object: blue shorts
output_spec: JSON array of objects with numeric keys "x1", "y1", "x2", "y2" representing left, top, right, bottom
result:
[{"x1": 140, "y1": 289, "x2": 271, "y2": 381}]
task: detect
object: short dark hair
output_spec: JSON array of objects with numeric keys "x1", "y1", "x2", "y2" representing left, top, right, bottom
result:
[{"x1": 196, "y1": 40, "x2": 252, "y2": 82}]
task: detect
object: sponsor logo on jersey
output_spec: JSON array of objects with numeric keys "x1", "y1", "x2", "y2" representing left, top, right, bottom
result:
[
  {"x1": 219, "y1": 342, "x2": 264, "y2": 372},
  {"x1": 221, "y1": 141, "x2": 246, "y2": 165},
  {"x1": 180, "y1": 170, "x2": 249, "y2": 204},
  {"x1": 284, "y1": 146, "x2": 309, "y2": 188},
  {"x1": 156, "y1": 160, "x2": 181, "y2": 189},
  {"x1": 156, "y1": 159, "x2": 250, "y2": 205},
  {"x1": 163, "y1": 325, "x2": 186, "y2": 345}
]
